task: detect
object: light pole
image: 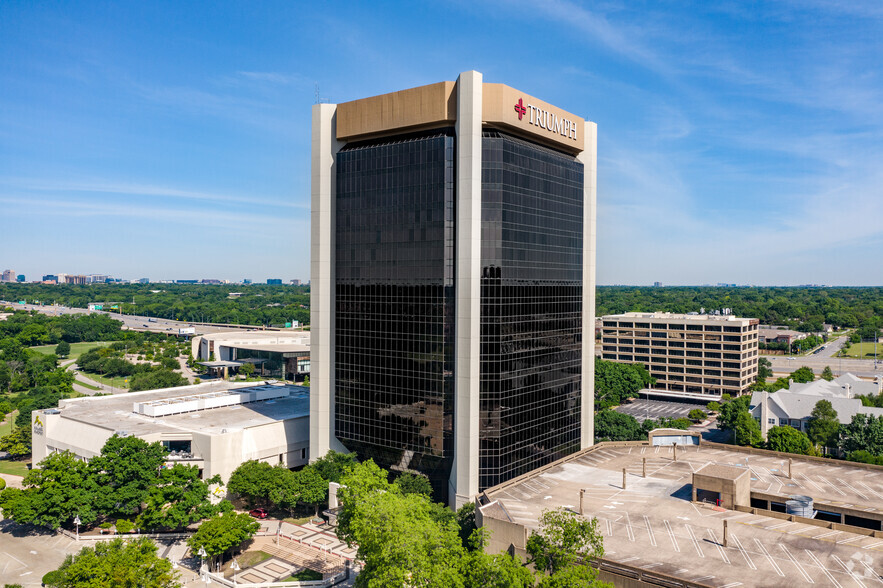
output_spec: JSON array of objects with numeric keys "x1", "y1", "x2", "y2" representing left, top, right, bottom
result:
[
  {"x1": 198, "y1": 545, "x2": 207, "y2": 577},
  {"x1": 231, "y1": 558, "x2": 240, "y2": 587},
  {"x1": 73, "y1": 514, "x2": 81, "y2": 540}
]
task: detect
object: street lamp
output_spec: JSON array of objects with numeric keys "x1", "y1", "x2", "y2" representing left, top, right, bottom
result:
[
  {"x1": 231, "y1": 558, "x2": 241, "y2": 587},
  {"x1": 73, "y1": 514, "x2": 81, "y2": 540},
  {"x1": 198, "y1": 545, "x2": 207, "y2": 575}
]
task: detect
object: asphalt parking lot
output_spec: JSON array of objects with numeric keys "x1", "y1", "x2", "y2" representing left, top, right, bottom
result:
[{"x1": 614, "y1": 398, "x2": 704, "y2": 423}]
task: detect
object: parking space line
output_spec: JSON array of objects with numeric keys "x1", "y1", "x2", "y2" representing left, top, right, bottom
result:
[
  {"x1": 856, "y1": 481, "x2": 883, "y2": 501},
  {"x1": 818, "y1": 476, "x2": 848, "y2": 496},
  {"x1": 838, "y1": 478, "x2": 869, "y2": 501},
  {"x1": 606, "y1": 518, "x2": 613, "y2": 537},
  {"x1": 835, "y1": 536, "x2": 862, "y2": 545},
  {"x1": 805, "y1": 550, "x2": 843, "y2": 588},
  {"x1": 644, "y1": 515, "x2": 657, "y2": 547},
  {"x1": 625, "y1": 512, "x2": 635, "y2": 542},
  {"x1": 813, "y1": 530, "x2": 841, "y2": 540},
  {"x1": 862, "y1": 541, "x2": 883, "y2": 550},
  {"x1": 860, "y1": 561, "x2": 883, "y2": 584},
  {"x1": 685, "y1": 524, "x2": 704, "y2": 558},
  {"x1": 728, "y1": 533, "x2": 756, "y2": 570},
  {"x1": 707, "y1": 529, "x2": 730, "y2": 563},
  {"x1": 663, "y1": 520, "x2": 680, "y2": 552},
  {"x1": 779, "y1": 544, "x2": 813, "y2": 584},
  {"x1": 753, "y1": 538, "x2": 783, "y2": 577},
  {"x1": 832, "y1": 555, "x2": 866, "y2": 588},
  {"x1": 619, "y1": 556, "x2": 640, "y2": 563}
]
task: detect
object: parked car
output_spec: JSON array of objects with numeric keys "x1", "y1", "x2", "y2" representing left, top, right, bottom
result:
[{"x1": 249, "y1": 508, "x2": 269, "y2": 519}]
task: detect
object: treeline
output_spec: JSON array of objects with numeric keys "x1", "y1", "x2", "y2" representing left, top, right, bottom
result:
[
  {"x1": 0, "y1": 435, "x2": 222, "y2": 531},
  {"x1": 0, "y1": 283, "x2": 309, "y2": 327},
  {"x1": 0, "y1": 311, "x2": 124, "y2": 346},
  {"x1": 77, "y1": 345, "x2": 187, "y2": 392},
  {"x1": 597, "y1": 286, "x2": 883, "y2": 332}
]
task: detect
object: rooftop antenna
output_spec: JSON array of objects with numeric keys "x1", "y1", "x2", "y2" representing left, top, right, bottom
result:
[{"x1": 315, "y1": 83, "x2": 331, "y2": 104}]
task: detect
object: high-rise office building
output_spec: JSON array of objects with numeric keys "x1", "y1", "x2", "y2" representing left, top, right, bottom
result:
[{"x1": 311, "y1": 71, "x2": 597, "y2": 506}]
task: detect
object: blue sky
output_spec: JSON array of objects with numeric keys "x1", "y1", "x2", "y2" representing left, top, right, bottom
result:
[{"x1": 1, "y1": 1, "x2": 882, "y2": 285}]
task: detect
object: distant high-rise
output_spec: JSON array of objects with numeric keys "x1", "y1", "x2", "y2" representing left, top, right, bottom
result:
[
  {"x1": 1, "y1": 270, "x2": 15, "y2": 282},
  {"x1": 653, "y1": 281, "x2": 663, "y2": 287},
  {"x1": 16, "y1": 275, "x2": 25, "y2": 283},
  {"x1": 267, "y1": 279, "x2": 283, "y2": 285},
  {"x1": 311, "y1": 71, "x2": 597, "y2": 506}
]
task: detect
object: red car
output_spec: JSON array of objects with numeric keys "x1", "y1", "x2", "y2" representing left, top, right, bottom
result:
[{"x1": 249, "y1": 508, "x2": 269, "y2": 519}]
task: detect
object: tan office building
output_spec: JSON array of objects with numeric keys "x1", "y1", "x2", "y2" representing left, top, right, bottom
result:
[{"x1": 600, "y1": 312, "x2": 759, "y2": 397}]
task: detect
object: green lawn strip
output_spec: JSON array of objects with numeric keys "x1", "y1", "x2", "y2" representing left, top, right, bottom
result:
[
  {"x1": 0, "y1": 410, "x2": 18, "y2": 437},
  {"x1": 284, "y1": 569, "x2": 323, "y2": 581},
  {"x1": 283, "y1": 515, "x2": 313, "y2": 525},
  {"x1": 235, "y1": 550, "x2": 272, "y2": 569},
  {"x1": 29, "y1": 341, "x2": 114, "y2": 360},
  {"x1": 76, "y1": 371, "x2": 129, "y2": 390},
  {"x1": 0, "y1": 459, "x2": 30, "y2": 476},
  {"x1": 841, "y1": 341, "x2": 882, "y2": 359},
  {"x1": 74, "y1": 379, "x2": 101, "y2": 391}
]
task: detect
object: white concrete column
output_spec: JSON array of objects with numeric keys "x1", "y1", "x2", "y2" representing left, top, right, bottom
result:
[
  {"x1": 450, "y1": 70, "x2": 482, "y2": 507},
  {"x1": 577, "y1": 120, "x2": 598, "y2": 450},
  {"x1": 310, "y1": 103, "x2": 346, "y2": 461}
]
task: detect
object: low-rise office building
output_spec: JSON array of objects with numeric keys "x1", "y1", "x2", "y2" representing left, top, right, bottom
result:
[
  {"x1": 600, "y1": 312, "x2": 760, "y2": 397},
  {"x1": 31, "y1": 381, "x2": 310, "y2": 482},
  {"x1": 192, "y1": 331, "x2": 310, "y2": 381}
]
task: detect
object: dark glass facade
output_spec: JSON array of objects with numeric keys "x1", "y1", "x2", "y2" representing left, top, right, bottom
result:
[
  {"x1": 479, "y1": 131, "x2": 584, "y2": 489},
  {"x1": 334, "y1": 131, "x2": 456, "y2": 499},
  {"x1": 333, "y1": 126, "x2": 584, "y2": 499}
]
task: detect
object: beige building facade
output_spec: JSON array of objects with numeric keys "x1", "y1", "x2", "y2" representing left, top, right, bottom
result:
[
  {"x1": 31, "y1": 381, "x2": 310, "y2": 483},
  {"x1": 600, "y1": 312, "x2": 759, "y2": 397}
]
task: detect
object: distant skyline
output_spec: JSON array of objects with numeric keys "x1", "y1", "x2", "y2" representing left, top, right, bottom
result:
[{"x1": 2, "y1": 1, "x2": 883, "y2": 285}]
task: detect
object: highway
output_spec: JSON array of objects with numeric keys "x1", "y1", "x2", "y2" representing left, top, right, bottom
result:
[
  {"x1": 0, "y1": 301, "x2": 292, "y2": 336},
  {"x1": 767, "y1": 335, "x2": 882, "y2": 379}
]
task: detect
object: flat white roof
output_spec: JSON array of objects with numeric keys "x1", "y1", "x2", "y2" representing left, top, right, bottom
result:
[{"x1": 602, "y1": 312, "x2": 754, "y2": 323}]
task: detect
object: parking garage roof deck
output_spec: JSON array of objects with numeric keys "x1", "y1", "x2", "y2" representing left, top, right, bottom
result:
[
  {"x1": 52, "y1": 381, "x2": 310, "y2": 436},
  {"x1": 482, "y1": 443, "x2": 883, "y2": 587}
]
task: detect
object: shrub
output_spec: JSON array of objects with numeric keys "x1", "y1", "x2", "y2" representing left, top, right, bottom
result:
[
  {"x1": 0, "y1": 478, "x2": 6, "y2": 490},
  {"x1": 115, "y1": 519, "x2": 134, "y2": 533},
  {"x1": 688, "y1": 409, "x2": 707, "y2": 422},
  {"x1": 42, "y1": 570, "x2": 62, "y2": 587}
]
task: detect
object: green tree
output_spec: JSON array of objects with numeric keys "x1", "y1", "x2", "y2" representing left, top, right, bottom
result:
[
  {"x1": 820, "y1": 366, "x2": 834, "y2": 381},
  {"x1": 54, "y1": 340, "x2": 71, "y2": 358},
  {"x1": 292, "y1": 464, "x2": 329, "y2": 516},
  {"x1": 733, "y1": 410, "x2": 763, "y2": 446},
  {"x1": 525, "y1": 508, "x2": 606, "y2": 584},
  {"x1": 345, "y1": 489, "x2": 465, "y2": 588},
  {"x1": 337, "y1": 459, "x2": 392, "y2": 546},
  {"x1": 137, "y1": 464, "x2": 218, "y2": 531},
  {"x1": 394, "y1": 470, "x2": 433, "y2": 498},
  {"x1": 186, "y1": 508, "x2": 260, "y2": 570},
  {"x1": 0, "y1": 450, "x2": 97, "y2": 529},
  {"x1": 90, "y1": 434, "x2": 168, "y2": 516},
  {"x1": 227, "y1": 460, "x2": 276, "y2": 507},
  {"x1": 0, "y1": 425, "x2": 31, "y2": 459},
  {"x1": 239, "y1": 362, "x2": 255, "y2": 378},
  {"x1": 756, "y1": 357, "x2": 773, "y2": 382},
  {"x1": 593, "y1": 410, "x2": 643, "y2": 442},
  {"x1": 790, "y1": 366, "x2": 815, "y2": 384},
  {"x1": 456, "y1": 502, "x2": 477, "y2": 549},
  {"x1": 312, "y1": 449, "x2": 358, "y2": 483},
  {"x1": 688, "y1": 409, "x2": 707, "y2": 422},
  {"x1": 839, "y1": 413, "x2": 883, "y2": 456},
  {"x1": 462, "y1": 532, "x2": 534, "y2": 588},
  {"x1": 806, "y1": 400, "x2": 840, "y2": 448},
  {"x1": 129, "y1": 369, "x2": 187, "y2": 392},
  {"x1": 766, "y1": 426, "x2": 816, "y2": 455},
  {"x1": 48, "y1": 537, "x2": 179, "y2": 588},
  {"x1": 594, "y1": 360, "x2": 654, "y2": 408}
]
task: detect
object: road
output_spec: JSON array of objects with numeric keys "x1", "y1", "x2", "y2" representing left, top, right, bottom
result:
[{"x1": 1, "y1": 301, "x2": 295, "y2": 336}]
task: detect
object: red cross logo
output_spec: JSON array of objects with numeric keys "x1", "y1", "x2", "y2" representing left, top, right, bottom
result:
[{"x1": 514, "y1": 98, "x2": 526, "y2": 120}]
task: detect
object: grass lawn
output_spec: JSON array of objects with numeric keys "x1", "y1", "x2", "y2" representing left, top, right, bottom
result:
[
  {"x1": 29, "y1": 341, "x2": 113, "y2": 360},
  {"x1": 283, "y1": 515, "x2": 314, "y2": 525},
  {"x1": 74, "y1": 379, "x2": 101, "y2": 391},
  {"x1": 842, "y1": 341, "x2": 883, "y2": 359},
  {"x1": 0, "y1": 459, "x2": 30, "y2": 476},
  {"x1": 283, "y1": 569, "x2": 323, "y2": 581},
  {"x1": 0, "y1": 410, "x2": 17, "y2": 437},
  {"x1": 78, "y1": 371, "x2": 129, "y2": 390},
  {"x1": 236, "y1": 550, "x2": 272, "y2": 569}
]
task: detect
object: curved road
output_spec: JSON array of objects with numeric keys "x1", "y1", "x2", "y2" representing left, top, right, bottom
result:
[{"x1": 767, "y1": 335, "x2": 881, "y2": 379}]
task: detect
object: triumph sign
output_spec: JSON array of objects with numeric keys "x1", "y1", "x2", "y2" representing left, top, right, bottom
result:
[{"x1": 515, "y1": 97, "x2": 578, "y2": 141}]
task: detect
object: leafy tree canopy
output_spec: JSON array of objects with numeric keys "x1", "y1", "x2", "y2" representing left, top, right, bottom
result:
[
  {"x1": 766, "y1": 426, "x2": 817, "y2": 456},
  {"x1": 46, "y1": 537, "x2": 180, "y2": 588},
  {"x1": 806, "y1": 400, "x2": 840, "y2": 448}
]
